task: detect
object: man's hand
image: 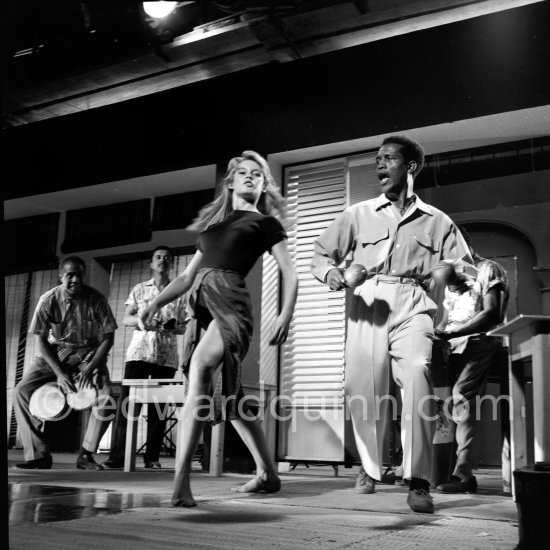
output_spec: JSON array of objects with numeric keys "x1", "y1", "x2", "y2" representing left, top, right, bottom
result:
[
  {"x1": 56, "y1": 371, "x2": 77, "y2": 393},
  {"x1": 431, "y1": 262, "x2": 457, "y2": 287},
  {"x1": 78, "y1": 362, "x2": 96, "y2": 388},
  {"x1": 434, "y1": 328, "x2": 453, "y2": 341},
  {"x1": 326, "y1": 268, "x2": 347, "y2": 291}
]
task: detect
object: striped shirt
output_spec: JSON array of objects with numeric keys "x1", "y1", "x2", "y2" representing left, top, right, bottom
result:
[{"x1": 29, "y1": 284, "x2": 117, "y2": 361}]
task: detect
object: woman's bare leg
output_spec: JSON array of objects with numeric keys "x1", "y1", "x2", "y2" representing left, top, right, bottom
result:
[
  {"x1": 230, "y1": 415, "x2": 281, "y2": 493},
  {"x1": 172, "y1": 320, "x2": 224, "y2": 507}
]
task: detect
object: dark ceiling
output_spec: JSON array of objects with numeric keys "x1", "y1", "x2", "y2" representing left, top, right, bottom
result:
[
  {"x1": 2, "y1": 0, "x2": 549, "y2": 210},
  {"x1": 6, "y1": 0, "x2": 514, "y2": 128},
  {"x1": 2, "y1": 0, "x2": 359, "y2": 126},
  {"x1": 5, "y1": 1, "x2": 332, "y2": 86},
  {"x1": 4, "y1": 1, "x2": 550, "y2": 202}
]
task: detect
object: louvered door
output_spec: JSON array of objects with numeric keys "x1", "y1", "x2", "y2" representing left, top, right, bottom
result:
[
  {"x1": 277, "y1": 159, "x2": 349, "y2": 460},
  {"x1": 274, "y1": 151, "x2": 379, "y2": 462}
]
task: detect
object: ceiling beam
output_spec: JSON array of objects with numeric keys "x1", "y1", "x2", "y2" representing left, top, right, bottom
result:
[{"x1": 6, "y1": 0, "x2": 541, "y2": 125}]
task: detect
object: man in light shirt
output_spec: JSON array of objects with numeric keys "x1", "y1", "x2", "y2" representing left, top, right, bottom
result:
[
  {"x1": 434, "y1": 226, "x2": 509, "y2": 493},
  {"x1": 311, "y1": 135, "x2": 473, "y2": 513},
  {"x1": 103, "y1": 246, "x2": 188, "y2": 469},
  {"x1": 14, "y1": 256, "x2": 117, "y2": 470}
]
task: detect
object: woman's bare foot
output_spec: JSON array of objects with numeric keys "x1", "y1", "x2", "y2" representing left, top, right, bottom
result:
[
  {"x1": 172, "y1": 496, "x2": 197, "y2": 507},
  {"x1": 232, "y1": 472, "x2": 281, "y2": 493},
  {"x1": 172, "y1": 471, "x2": 197, "y2": 507}
]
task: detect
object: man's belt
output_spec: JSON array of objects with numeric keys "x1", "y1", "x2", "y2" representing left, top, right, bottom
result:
[{"x1": 373, "y1": 275, "x2": 427, "y2": 289}]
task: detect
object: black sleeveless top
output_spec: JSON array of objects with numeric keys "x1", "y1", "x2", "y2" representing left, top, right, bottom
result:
[{"x1": 197, "y1": 210, "x2": 287, "y2": 277}]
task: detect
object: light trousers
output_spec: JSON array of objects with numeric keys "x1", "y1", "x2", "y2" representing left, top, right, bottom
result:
[
  {"x1": 13, "y1": 355, "x2": 113, "y2": 461},
  {"x1": 345, "y1": 277, "x2": 436, "y2": 482}
]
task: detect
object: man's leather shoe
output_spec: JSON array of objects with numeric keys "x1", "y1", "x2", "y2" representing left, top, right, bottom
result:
[
  {"x1": 381, "y1": 470, "x2": 404, "y2": 485},
  {"x1": 436, "y1": 475, "x2": 478, "y2": 493},
  {"x1": 407, "y1": 488, "x2": 434, "y2": 513},
  {"x1": 355, "y1": 467, "x2": 376, "y2": 494},
  {"x1": 102, "y1": 458, "x2": 124, "y2": 469},
  {"x1": 14, "y1": 455, "x2": 52, "y2": 469},
  {"x1": 76, "y1": 454, "x2": 103, "y2": 471},
  {"x1": 144, "y1": 461, "x2": 162, "y2": 469}
]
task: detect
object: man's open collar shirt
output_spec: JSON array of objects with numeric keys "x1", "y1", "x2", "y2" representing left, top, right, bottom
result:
[
  {"x1": 311, "y1": 193, "x2": 474, "y2": 285},
  {"x1": 125, "y1": 278, "x2": 188, "y2": 368},
  {"x1": 29, "y1": 285, "x2": 117, "y2": 361}
]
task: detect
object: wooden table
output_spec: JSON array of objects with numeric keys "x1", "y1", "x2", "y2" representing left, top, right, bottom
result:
[
  {"x1": 123, "y1": 379, "x2": 186, "y2": 473},
  {"x1": 488, "y1": 314, "x2": 550, "y2": 496},
  {"x1": 123, "y1": 379, "x2": 277, "y2": 475}
]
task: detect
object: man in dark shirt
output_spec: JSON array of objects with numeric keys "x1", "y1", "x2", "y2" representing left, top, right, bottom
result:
[{"x1": 13, "y1": 256, "x2": 117, "y2": 470}]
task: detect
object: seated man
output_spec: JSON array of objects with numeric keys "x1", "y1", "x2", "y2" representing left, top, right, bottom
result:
[
  {"x1": 103, "y1": 246, "x2": 187, "y2": 469},
  {"x1": 433, "y1": 226, "x2": 509, "y2": 493},
  {"x1": 14, "y1": 256, "x2": 117, "y2": 470}
]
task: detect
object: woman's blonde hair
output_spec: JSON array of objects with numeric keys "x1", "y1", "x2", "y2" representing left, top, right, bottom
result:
[{"x1": 187, "y1": 150, "x2": 285, "y2": 232}]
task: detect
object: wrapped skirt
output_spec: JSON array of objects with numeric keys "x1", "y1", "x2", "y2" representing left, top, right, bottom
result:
[{"x1": 182, "y1": 268, "x2": 253, "y2": 422}]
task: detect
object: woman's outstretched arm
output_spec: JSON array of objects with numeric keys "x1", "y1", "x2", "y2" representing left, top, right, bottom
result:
[
  {"x1": 270, "y1": 240, "x2": 298, "y2": 345},
  {"x1": 139, "y1": 250, "x2": 203, "y2": 328}
]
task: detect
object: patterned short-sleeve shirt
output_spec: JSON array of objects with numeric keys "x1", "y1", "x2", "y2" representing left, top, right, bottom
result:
[
  {"x1": 444, "y1": 256, "x2": 509, "y2": 351},
  {"x1": 29, "y1": 285, "x2": 117, "y2": 360},
  {"x1": 124, "y1": 279, "x2": 188, "y2": 369}
]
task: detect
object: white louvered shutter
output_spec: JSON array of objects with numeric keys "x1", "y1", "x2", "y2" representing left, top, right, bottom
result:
[
  {"x1": 281, "y1": 160, "x2": 347, "y2": 410},
  {"x1": 347, "y1": 151, "x2": 380, "y2": 205},
  {"x1": 268, "y1": 151, "x2": 381, "y2": 461}
]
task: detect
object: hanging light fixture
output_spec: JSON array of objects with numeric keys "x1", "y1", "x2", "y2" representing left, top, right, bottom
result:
[{"x1": 143, "y1": 2, "x2": 177, "y2": 19}]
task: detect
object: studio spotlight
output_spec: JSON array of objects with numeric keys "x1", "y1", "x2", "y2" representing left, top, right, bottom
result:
[{"x1": 143, "y1": 2, "x2": 177, "y2": 19}]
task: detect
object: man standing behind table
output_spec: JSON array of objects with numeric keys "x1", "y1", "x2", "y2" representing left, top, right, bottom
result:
[
  {"x1": 103, "y1": 246, "x2": 188, "y2": 469},
  {"x1": 434, "y1": 226, "x2": 509, "y2": 494},
  {"x1": 311, "y1": 135, "x2": 474, "y2": 513},
  {"x1": 14, "y1": 256, "x2": 117, "y2": 470}
]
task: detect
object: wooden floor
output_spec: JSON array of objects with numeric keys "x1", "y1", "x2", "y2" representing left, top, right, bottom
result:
[{"x1": 7, "y1": 450, "x2": 519, "y2": 550}]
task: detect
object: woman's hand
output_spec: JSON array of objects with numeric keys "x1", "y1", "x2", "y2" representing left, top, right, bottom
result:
[
  {"x1": 270, "y1": 241, "x2": 298, "y2": 346},
  {"x1": 270, "y1": 314, "x2": 292, "y2": 346},
  {"x1": 138, "y1": 304, "x2": 160, "y2": 331}
]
